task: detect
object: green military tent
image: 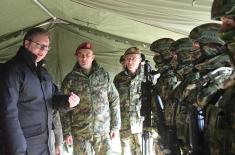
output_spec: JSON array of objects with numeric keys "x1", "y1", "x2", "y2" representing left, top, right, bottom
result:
[{"x1": 0, "y1": 0, "x2": 216, "y2": 84}]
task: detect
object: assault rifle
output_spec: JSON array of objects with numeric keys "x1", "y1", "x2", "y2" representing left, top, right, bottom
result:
[{"x1": 141, "y1": 60, "x2": 157, "y2": 155}]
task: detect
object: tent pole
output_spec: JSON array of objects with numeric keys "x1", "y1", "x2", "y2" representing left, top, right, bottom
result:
[{"x1": 33, "y1": 0, "x2": 57, "y2": 20}]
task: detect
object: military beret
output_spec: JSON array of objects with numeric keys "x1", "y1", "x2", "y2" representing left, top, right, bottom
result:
[
  {"x1": 189, "y1": 23, "x2": 224, "y2": 45},
  {"x1": 124, "y1": 47, "x2": 141, "y2": 56},
  {"x1": 75, "y1": 42, "x2": 93, "y2": 54}
]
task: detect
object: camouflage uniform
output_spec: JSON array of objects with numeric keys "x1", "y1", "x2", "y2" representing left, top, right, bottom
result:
[
  {"x1": 207, "y1": 0, "x2": 235, "y2": 154},
  {"x1": 168, "y1": 38, "x2": 196, "y2": 155},
  {"x1": 188, "y1": 23, "x2": 229, "y2": 87},
  {"x1": 169, "y1": 23, "x2": 230, "y2": 155},
  {"x1": 114, "y1": 65, "x2": 144, "y2": 155},
  {"x1": 167, "y1": 36, "x2": 227, "y2": 154},
  {"x1": 114, "y1": 47, "x2": 144, "y2": 155},
  {"x1": 150, "y1": 38, "x2": 177, "y2": 109},
  {"x1": 150, "y1": 38, "x2": 178, "y2": 155},
  {"x1": 61, "y1": 61, "x2": 121, "y2": 155},
  {"x1": 187, "y1": 22, "x2": 233, "y2": 155}
]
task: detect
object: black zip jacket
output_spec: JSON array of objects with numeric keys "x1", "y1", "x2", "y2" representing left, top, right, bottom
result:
[{"x1": 0, "y1": 46, "x2": 69, "y2": 155}]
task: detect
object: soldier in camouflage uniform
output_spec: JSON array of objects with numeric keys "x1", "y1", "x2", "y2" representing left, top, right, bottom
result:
[
  {"x1": 114, "y1": 47, "x2": 144, "y2": 155},
  {"x1": 150, "y1": 38, "x2": 178, "y2": 105},
  {"x1": 189, "y1": 23, "x2": 230, "y2": 94},
  {"x1": 61, "y1": 42, "x2": 121, "y2": 155},
  {"x1": 151, "y1": 49, "x2": 167, "y2": 155},
  {"x1": 187, "y1": 22, "x2": 232, "y2": 155},
  {"x1": 187, "y1": 22, "x2": 229, "y2": 108},
  {"x1": 171, "y1": 24, "x2": 229, "y2": 155},
  {"x1": 167, "y1": 38, "x2": 195, "y2": 155},
  {"x1": 208, "y1": 0, "x2": 235, "y2": 154},
  {"x1": 189, "y1": 23, "x2": 229, "y2": 72},
  {"x1": 168, "y1": 36, "x2": 225, "y2": 154},
  {"x1": 150, "y1": 38, "x2": 178, "y2": 155}
]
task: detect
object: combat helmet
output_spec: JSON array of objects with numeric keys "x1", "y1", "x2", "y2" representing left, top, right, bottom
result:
[
  {"x1": 211, "y1": 0, "x2": 235, "y2": 20},
  {"x1": 170, "y1": 38, "x2": 194, "y2": 78},
  {"x1": 150, "y1": 38, "x2": 175, "y2": 60},
  {"x1": 170, "y1": 37, "x2": 193, "y2": 63},
  {"x1": 189, "y1": 23, "x2": 225, "y2": 45}
]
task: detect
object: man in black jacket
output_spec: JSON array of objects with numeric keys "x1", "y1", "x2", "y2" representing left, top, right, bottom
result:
[
  {"x1": 0, "y1": 27, "x2": 80, "y2": 155},
  {"x1": 0, "y1": 63, "x2": 4, "y2": 155}
]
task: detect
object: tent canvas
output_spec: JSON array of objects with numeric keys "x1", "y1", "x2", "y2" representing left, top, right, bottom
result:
[{"x1": 0, "y1": 0, "x2": 217, "y2": 84}]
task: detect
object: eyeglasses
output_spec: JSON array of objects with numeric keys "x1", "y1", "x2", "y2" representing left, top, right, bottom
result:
[
  {"x1": 125, "y1": 56, "x2": 141, "y2": 62},
  {"x1": 29, "y1": 40, "x2": 50, "y2": 51}
]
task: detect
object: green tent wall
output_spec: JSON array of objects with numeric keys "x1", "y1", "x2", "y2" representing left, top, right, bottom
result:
[{"x1": 0, "y1": 0, "x2": 217, "y2": 84}]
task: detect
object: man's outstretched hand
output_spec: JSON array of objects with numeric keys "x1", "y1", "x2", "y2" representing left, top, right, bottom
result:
[{"x1": 68, "y1": 92, "x2": 80, "y2": 108}]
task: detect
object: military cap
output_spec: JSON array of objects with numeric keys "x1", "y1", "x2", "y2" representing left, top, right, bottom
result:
[
  {"x1": 189, "y1": 23, "x2": 225, "y2": 45},
  {"x1": 75, "y1": 42, "x2": 94, "y2": 55},
  {"x1": 119, "y1": 55, "x2": 125, "y2": 63},
  {"x1": 124, "y1": 47, "x2": 140, "y2": 56},
  {"x1": 211, "y1": 0, "x2": 235, "y2": 20}
]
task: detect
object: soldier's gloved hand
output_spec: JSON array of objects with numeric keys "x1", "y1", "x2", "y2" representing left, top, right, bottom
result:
[
  {"x1": 65, "y1": 135, "x2": 73, "y2": 145},
  {"x1": 68, "y1": 92, "x2": 80, "y2": 108}
]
